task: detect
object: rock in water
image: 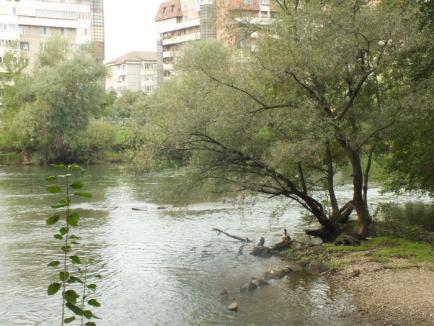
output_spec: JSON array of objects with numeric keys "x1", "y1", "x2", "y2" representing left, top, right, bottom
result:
[
  {"x1": 305, "y1": 261, "x2": 328, "y2": 275},
  {"x1": 228, "y1": 301, "x2": 238, "y2": 312},
  {"x1": 220, "y1": 288, "x2": 228, "y2": 296},
  {"x1": 250, "y1": 246, "x2": 273, "y2": 258},
  {"x1": 240, "y1": 279, "x2": 258, "y2": 292},
  {"x1": 271, "y1": 236, "x2": 292, "y2": 252}
]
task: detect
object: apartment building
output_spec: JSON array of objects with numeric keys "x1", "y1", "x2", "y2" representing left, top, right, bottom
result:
[
  {"x1": 105, "y1": 51, "x2": 158, "y2": 95},
  {"x1": 155, "y1": 0, "x2": 275, "y2": 79},
  {"x1": 0, "y1": 0, "x2": 104, "y2": 68}
]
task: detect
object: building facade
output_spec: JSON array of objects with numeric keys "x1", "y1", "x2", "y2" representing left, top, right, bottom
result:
[
  {"x1": 105, "y1": 51, "x2": 158, "y2": 96},
  {"x1": 0, "y1": 0, "x2": 104, "y2": 68},
  {"x1": 155, "y1": 0, "x2": 274, "y2": 80}
]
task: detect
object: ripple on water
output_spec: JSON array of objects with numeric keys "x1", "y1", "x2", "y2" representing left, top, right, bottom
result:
[{"x1": 2, "y1": 166, "x2": 426, "y2": 325}]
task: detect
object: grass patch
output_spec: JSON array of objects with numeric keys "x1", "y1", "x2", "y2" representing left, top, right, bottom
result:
[
  {"x1": 324, "y1": 244, "x2": 369, "y2": 252},
  {"x1": 372, "y1": 238, "x2": 434, "y2": 263}
]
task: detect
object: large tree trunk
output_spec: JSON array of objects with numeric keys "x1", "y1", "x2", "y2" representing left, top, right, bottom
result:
[
  {"x1": 325, "y1": 140, "x2": 340, "y2": 219},
  {"x1": 347, "y1": 148, "x2": 372, "y2": 238}
]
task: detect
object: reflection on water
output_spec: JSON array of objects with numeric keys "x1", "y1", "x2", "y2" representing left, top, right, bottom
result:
[{"x1": 0, "y1": 166, "x2": 430, "y2": 325}]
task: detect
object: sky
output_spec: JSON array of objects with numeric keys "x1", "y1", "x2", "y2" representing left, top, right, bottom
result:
[{"x1": 104, "y1": 0, "x2": 161, "y2": 62}]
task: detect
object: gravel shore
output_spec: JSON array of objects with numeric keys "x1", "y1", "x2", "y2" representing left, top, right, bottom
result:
[{"x1": 330, "y1": 258, "x2": 434, "y2": 326}]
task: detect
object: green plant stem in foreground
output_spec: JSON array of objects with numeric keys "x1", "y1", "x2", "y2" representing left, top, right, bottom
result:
[{"x1": 46, "y1": 164, "x2": 101, "y2": 326}]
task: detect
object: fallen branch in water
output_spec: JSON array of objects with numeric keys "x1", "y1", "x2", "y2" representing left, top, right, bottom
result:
[{"x1": 212, "y1": 228, "x2": 252, "y2": 243}]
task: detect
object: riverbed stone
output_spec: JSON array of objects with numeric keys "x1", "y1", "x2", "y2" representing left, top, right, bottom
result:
[
  {"x1": 305, "y1": 261, "x2": 328, "y2": 275},
  {"x1": 240, "y1": 279, "x2": 258, "y2": 291},
  {"x1": 250, "y1": 246, "x2": 273, "y2": 258},
  {"x1": 228, "y1": 301, "x2": 238, "y2": 311}
]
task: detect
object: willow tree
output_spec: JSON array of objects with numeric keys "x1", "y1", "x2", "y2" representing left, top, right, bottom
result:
[{"x1": 143, "y1": 0, "x2": 425, "y2": 240}]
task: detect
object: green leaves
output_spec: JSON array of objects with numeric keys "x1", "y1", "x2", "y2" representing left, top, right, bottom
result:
[
  {"x1": 51, "y1": 199, "x2": 68, "y2": 209},
  {"x1": 59, "y1": 271, "x2": 70, "y2": 282},
  {"x1": 83, "y1": 310, "x2": 100, "y2": 320},
  {"x1": 47, "y1": 283, "x2": 61, "y2": 295},
  {"x1": 70, "y1": 181, "x2": 83, "y2": 189},
  {"x1": 66, "y1": 276, "x2": 83, "y2": 284},
  {"x1": 46, "y1": 185, "x2": 62, "y2": 194},
  {"x1": 66, "y1": 302, "x2": 83, "y2": 316},
  {"x1": 64, "y1": 316, "x2": 75, "y2": 324},
  {"x1": 63, "y1": 289, "x2": 79, "y2": 304},
  {"x1": 67, "y1": 213, "x2": 80, "y2": 227},
  {"x1": 46, "y1": 215, "x2": 60, "y2": 225},
  {"x1": 48, "y1": 261, "x2": 60, "y2": 267},
  {"x1": 69, "y1": 256, "x2": 81, "y2": 264},
  {"x1": 87, "y1": 299, "x2": 101, "y2": 307},
  {"x1": 74, "y1": 192, "x2": 92, "y2": 198},
  {"x1": 45, "y1": 164, "x2": 102, "y2": 322},
  {"x1": 87, "y1": 284, "x2": 97, "y2": 291}
]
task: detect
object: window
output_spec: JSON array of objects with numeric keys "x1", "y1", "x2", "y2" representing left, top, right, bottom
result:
[
  {"x1": 20, "y1": 42, "x2": 29, "y2": 51},
  {"x1": 40, "y1": 27, "x2": 51, "y2": 36}
]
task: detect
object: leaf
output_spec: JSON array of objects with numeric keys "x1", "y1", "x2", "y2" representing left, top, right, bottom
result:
[
  {"x1": 47, "y1": 282, "x2": 61, "y2": 295},
  {"x1": 59, "y1": 227, "x2": 68, "y2": 235},
  {"x1": 59, "y1": 271, "x2": 70, "y2": 281},
  {"x1": 87, "y1": 299, "x2": 101, "y2": 307},
  {"x1": 69, "y1": 256, "x2": 81, "y2": 264},
  {"x1": 48, "y1": 261, "x2": 60, "y2": 267},
  {"x1": 46, "y1": 176, "x2": 57, "y2": 182},
  {"x1": 67, "y1": 213, "x2": 80, "y2": 227},
  {"x1": 70, "y1": 164, "x2": 84, "y2": 172},
  {"x1": 64, "y1": 316, "x2": 75, "y2": 324},
  {"x1": 83, "y1": 310, "x2": 92, "y2": 319},
  {"x1": 51, "y1": 199, "x2": 68, "y2": 209},
  {"x1": 83, "y1": 310, "x2": 100, "y2": 320},
  {"x1": 46, "y1": 215, "x2": 60, "y2": 225},
  {"x1": 63, "y1": 289, "x2": 79, "y2": 304},
  {"x1": 66, "y1": 302, "x2": 83, "y2": 316},
  {"x1": 69, "y1": 235, "x2": 80, "y2": 240},
  {"x1": 87, "y1": 284, "x2": 97, "y2": 291},
  {"x1": 67, "y1": 276, "x2": 83, "y2": 284},
  {"x1": 70, "y1": 181, "x2": 83, "y2": 189},
  {"x1": 61, "y1": 245, "x2": 71, "y2": 253},
  {"x1": 85, "y1": 322, "x2": 96, "y2": 326},
  {"x1": 74, "y1": 192, "x2": 92, "y2": 198},
  {"x1": 52, "y1": 164, "x2": 67, "y2": 170},
  {"x1": 54, "y1": 234, "x2": 63, "y2": 240},
  {"x1": 47, "y1": 186, "x2": 62, "y2": 194},
  {"x1": 95, "y1": 274, "x2": 102, "y2": 279}
]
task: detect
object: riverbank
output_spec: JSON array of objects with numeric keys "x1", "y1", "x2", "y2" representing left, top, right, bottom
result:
[{"x1": 283, "y1": 236, "x2": 434, "y2": 325}]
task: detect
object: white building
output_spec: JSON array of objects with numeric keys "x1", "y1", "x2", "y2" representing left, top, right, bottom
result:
[
  {"x1": 0, "y1": 0, "x2": 104, "y2": 67},
  {"x1": 105, "y1": 51, "x2": 158, "y2": 95}
]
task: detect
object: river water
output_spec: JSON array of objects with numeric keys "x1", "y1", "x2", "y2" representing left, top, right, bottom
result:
[{"x1": 0, "y1": 166, "x2": 431, "y2": 326}]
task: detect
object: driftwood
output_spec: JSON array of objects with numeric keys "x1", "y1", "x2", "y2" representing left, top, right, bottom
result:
[{"x1": 212, "y1": 228, "x2": 252, "y2": 243}]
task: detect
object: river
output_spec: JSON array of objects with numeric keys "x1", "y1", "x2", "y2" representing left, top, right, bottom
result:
[{"x1": 0, "y1": 166, "x2": 431, "y2": 325}]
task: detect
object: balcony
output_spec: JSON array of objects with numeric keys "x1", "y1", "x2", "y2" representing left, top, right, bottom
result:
[{"x1": 162, "y1": 32, "x2": 200, "y2": 46}]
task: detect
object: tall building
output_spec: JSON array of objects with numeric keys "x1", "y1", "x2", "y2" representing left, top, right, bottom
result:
[
  {"x1": 105, "y1": 51, "x2": 158, "y2": 95},
  {"x1": 89, "y1": 0, "x2": 104, "y2": 61},
  {"x1": 155, "y1": 0, "x2": 275, "y2": 80},
  {"x1": 0, "y1": 0, "x2": 104, "y2": 68}
]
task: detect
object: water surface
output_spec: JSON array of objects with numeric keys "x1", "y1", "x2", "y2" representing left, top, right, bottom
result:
[{"x1": 0, "y1": 166, "x2": 430, "y2": 325}]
